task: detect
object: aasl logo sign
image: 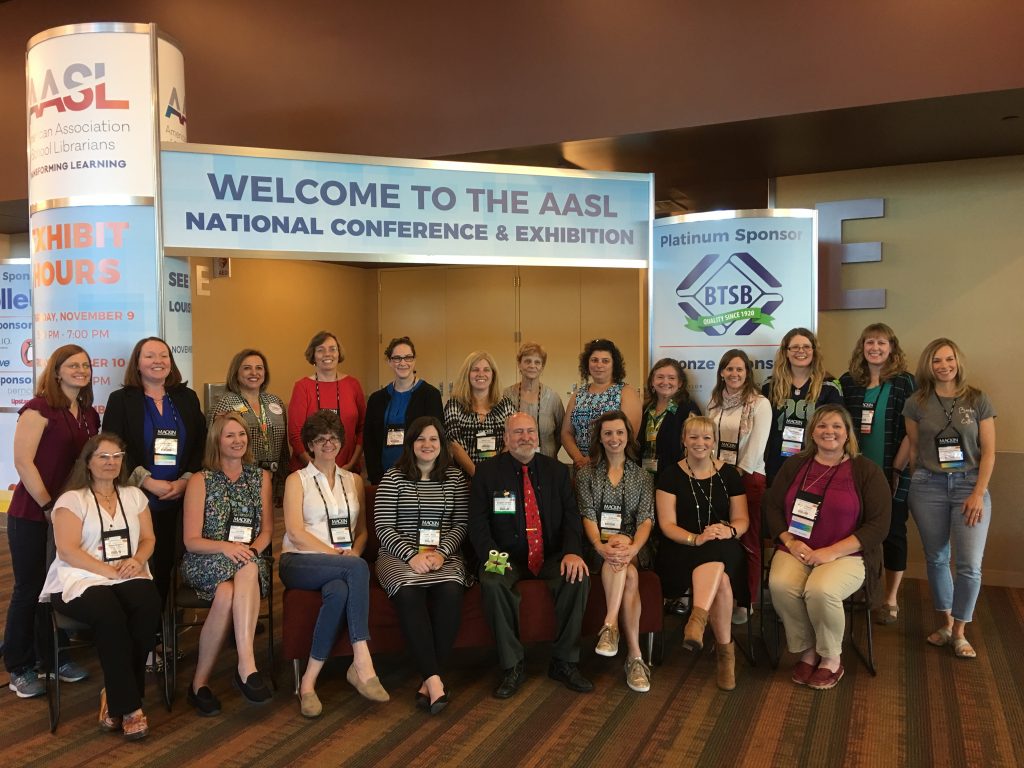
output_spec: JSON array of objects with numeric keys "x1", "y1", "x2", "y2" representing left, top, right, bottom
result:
[{"x1": 676, "y1": 252, "x2": 783, "y2": 337}]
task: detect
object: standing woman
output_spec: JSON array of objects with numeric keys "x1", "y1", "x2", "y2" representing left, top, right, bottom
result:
[
  {"x1": 288, "y1": 331, "x2": 365, "y2": 472},
  {"x1": 765, "y1": 405, "x2": 890, "y2": 690},
  {"x1": 281, "y1": 410, "x2": 387, "y2": 717},
  {"x1": 103, "y1": 337, "x2": 206, "y2": 607},
  {"x1": 638, "y1": 358, "x2": 700, "y2": 478},
  {"x1": 654, "y1": 415, "x2": 749, "y2": 691},
  {"x1": 762, "y1": 328, "x2": 843, "y2": 485},
  {"x1": 45, "y1": 433, "x2": 161, "y2": 739},
  {"x1": 706, "y1": 349, "x2": 772, "y2": 621},
  {"x1": 182, "y1": 413, "x2": 273, "y2": 714},
  {"x1": 577, "y1": 411, "x2": 655, "y2": 693},
  {"x1": 208, "y1": 349, "x2": 289, "y2": 499},
  {"x1": 365, "y1": 337, "x2": 444, "y2": 485},
  {"x1": 562, "y1": 339, "x2": 642, "y2": 471},
  {"x1": 5, "y1": 344, "x2": 98, "y2": 698},
  {"x1": 840, "y1": 324, "x2": 916, "y2": 625},
  {"x1": 502, "y1": 342, "x2": 565, "y2": 460},
  {"x1": 375, "y1": 416, "x2": 469, "y2": 713},
  {"x1": 904, "y1": 338, "x2": 995, "y2": 659},
  {"x1": 443, "y1": 351, "x2": 514, "y2": 477}
]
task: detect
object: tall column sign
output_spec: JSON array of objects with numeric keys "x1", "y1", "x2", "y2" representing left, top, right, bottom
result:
[
  {"x1": 650, "y1": 210, "x2": 817, "y2": 404},
  {"x1": 26, "y1": 23, "x2": 189, "y2": 413}
]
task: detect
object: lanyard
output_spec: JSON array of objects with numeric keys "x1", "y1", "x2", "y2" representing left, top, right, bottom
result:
[
  {"x1": 144, "y1": 394, "x2": 183, "y2": 445},
  {"x1": 90, "y1": 486, "x2": 132, "y2": 558},
  {"x1": 408, "y1": 479, "x2": 448, "y2": 531},
  {"x1": 934, "y1": 392, "x2": 960, "y2": 434},
  {"x1": 797, "y1": 455, "x2": 843, "y2": 498},
  {"x1": 314, "y1": 469, "x2": 351, "y2": 519},
  {"x1": 314, "y1": 375, "x2": 342, "y2": 416},
  {"x1": 514, "y1": 382, "x2": 543, "y2": 427},
  {"x1": 715, "y1": 404, "x2": 743, "y2": 444}
]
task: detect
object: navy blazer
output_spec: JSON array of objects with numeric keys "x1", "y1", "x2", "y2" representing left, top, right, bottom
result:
[
  {"x1": 468, "y1": 451, "x2": 582, "y2": 568},
  {"x1": 364, "y1": 381, "x2": 444, "y2": 485},
  {"x1": 102, "y1": 385, "x2": 206, "y2": 482}
]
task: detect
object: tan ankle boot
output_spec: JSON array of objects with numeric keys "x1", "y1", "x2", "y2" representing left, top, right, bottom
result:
[
  {"x1": 716, "y1": 641, "x2": 736, "y2": 691},
  {"x1": 683, "y1": 607, "x2": 709, "y2": 651}
]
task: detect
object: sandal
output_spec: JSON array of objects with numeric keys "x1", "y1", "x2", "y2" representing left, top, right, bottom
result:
[
  {"x1": 874, "y1": 604, "x2": 898, "y2": 625},
  {"x1": 952, "y1": 636, "x2": 977, "y2": 659},
  {"x1": 926, "y1": 628, "x2": 952, "y2": 647}
]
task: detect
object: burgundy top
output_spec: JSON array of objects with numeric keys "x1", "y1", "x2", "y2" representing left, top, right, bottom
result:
[
  {"x1": 781, "y1": 458, "x2": 862, "y2": 555},
  {"x1": 8, "y1": 396, "x2": 100, "y2": 522},
  {"x1": 288, "y1": 375, "x2": 366, "y2": 471}
]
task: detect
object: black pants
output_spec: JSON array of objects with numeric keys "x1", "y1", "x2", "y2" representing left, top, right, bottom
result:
[
  {"x1": 149, "y1": 503, "x2": 182, "y2": 608},
  {"x1": 478, "y1": 558, "x2": 589, "y2": 670},
  {"x1": 53, "y1": 580, "x2": 161, "y2": 716},
  {"x1": 390, "y1": 582, "x2": 464, "y2": 680},
  {"x1": 4, "y1": 516, "x2": 50, "y2": 673},
  {"x1": 883, "y1": 498, "x2": 910, "y2": 572}
]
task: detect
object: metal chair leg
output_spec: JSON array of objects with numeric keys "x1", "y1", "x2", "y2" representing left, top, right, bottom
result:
[
  {"x1": 293, "y1": 659, "x2": 302, "y2": 695},
  {"x1": 47, "y1": 607, "x2": 59, "y2": 734},
  {"x1": 643, "y1": 632, "x2": 654, "y2": 666}
]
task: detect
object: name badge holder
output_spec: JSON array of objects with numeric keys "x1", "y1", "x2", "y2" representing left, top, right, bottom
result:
[
  {"x1": 788, "y1": 490, "x2": 821, "y2": 539},
  {"x1": 328, "y1": 515, "x2": 353, "y2": 549},
  {"x1": 859, "y1": 401, "x2": 876, "y2": 435},
  {"x1": 386, "y1": 426, "x2": 405, "y2": 447},
  {"x1": 781, "y1": 420, "x2": 805, "y2": 457},
  {"x1": 641, "y1": 457, "x2": 658, "y2": 473},
  {"x1": 493, "y1": 493, "x2": 516, "y2": 514},
  {"x1": 599, "y1": 503, "x2": 623, "y2": 542},
  {"x1": 934, "y1": 393, "x2": 966, "y2": 470},
  {"x1": 718, "y1": 440, "x2": 739, "y2": 466},
  {"x1": 476, "y1": 432, "x2": 497, "y2": 458},
  {"x1": 92, "y1": 488, "x2": 133, "y2": 563},
  {"x1": 227, "y1": 507, "x2": 256, "y2": 544},
  {"x1": 154, "y1": 428, "x2": 179, "y2": 467},
  {"x1": 418, "y1": 519, "x2": 441, "y2": 553}
]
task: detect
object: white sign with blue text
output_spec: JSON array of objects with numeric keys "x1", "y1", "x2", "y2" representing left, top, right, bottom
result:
[
  {"x1": 650, "y1": 210, "x2": 817, "y2": 407},
  {"x1": 160, "y1": 146, "x2": 652, "y2": 267}
]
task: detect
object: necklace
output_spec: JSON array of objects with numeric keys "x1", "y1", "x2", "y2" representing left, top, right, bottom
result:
[{"x1": 684, "y1": 458, "x2": 721, "y2": 533}]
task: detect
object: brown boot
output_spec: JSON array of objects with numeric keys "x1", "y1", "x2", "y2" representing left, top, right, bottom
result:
[
  {"x1": 716, "y1": 641, "x2": 736, "y2": 691},
  {"x1": 683, "y1": 607, "x2": 709, "y2": 651}
]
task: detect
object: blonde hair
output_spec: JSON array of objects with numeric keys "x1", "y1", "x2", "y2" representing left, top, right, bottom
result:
[
  {"x1": 204, "y1": 412, "x2": 254, "y2": 469},
  {"x1": 846, "y1": 323, "x2": 907, "y2": 386},
  {"x1": 768, "y1": 327, "x2": 829, "y2": 407},
  {"x1": 912, "y1": 337, "x2": 980, "y2": 406},
  {"x1": 803, "y1": 404, "x2": 860, "y2": 458},
  {"x1": 451, "y1": 351, "x2": 503, "y2": 411}
]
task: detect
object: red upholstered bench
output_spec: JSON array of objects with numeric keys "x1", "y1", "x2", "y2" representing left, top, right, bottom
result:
[{"x1": 281, "y1": 486, "x2": 663, "y2": 689}]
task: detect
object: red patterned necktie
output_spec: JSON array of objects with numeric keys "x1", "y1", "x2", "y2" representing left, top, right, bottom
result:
[{"x1": 521, "y1": 464, "x2": 544, "y2": 575}]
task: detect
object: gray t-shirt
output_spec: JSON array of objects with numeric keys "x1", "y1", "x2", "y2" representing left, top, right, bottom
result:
[{"x1": 903, "y1": 390, "x2": 995, "y2": 473}]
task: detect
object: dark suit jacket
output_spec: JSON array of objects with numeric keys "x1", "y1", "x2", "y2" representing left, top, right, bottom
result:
[
  {"x1": 639, "y1": 399, "x2": 702, "y2": 478},
  {"x1": 102, "y1": 385, "x2": 206, "y2": 483},
  {"x1": 468, "y1": 451, "x2": 582, "y2": 568},
  {"x1": 364, "y1": 381, "x2": 444, "y2": 484}
]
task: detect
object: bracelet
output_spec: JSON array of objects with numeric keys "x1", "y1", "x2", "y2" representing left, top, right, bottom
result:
[
  {"x1": 688, "y1": 532, "x2": 696, "y2": 546},
  {"x1": 248, "y1": 547, "x2": 260, "y2": 559},
  {"x1": 726, "y1": 524, "x2": 738, "y2": 539}
]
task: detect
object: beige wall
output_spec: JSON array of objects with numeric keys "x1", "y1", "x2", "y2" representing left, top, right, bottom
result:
[{"x1": 776, "y1": 154, "x2": 1024, "y2": 586}]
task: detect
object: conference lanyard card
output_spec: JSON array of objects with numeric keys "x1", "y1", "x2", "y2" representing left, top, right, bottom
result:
[
  {"x1": 101, "y1": 528, "x2": 130, "y2": 562},
  {"x1": 493, "y1": 493, "x2": 516, "y2": 514},
  {"x1": 788, "y1": 490, "x2": 821, "y2": 538},
  {"x1": 228, "y1": 522, "x2": 255, "y2": 543},
  {"x1": 476, "y1": 432, "x2": 497, "y2": 456},
  {"x1": 781, "y1": 422, "x2": 805, "y2": 456},
  {"x1": 718, "y1": 440, "x2": 739, "y2": 465},
  {"x1": 642, "y1": 457, "x2": 658, "y2": 473},
  {"x1": 600, "y1": 504, "x2": 623, "y2": 542},
  {"x1": 154, "y1": 429, "x2": 179, "y2": 466},
  {"x1": 329, "y1": 516, "x2": 352, "y2": 548},
  {"x1": 860, "y1": 402, "x2": 876, "y2": 434},
  {"x1": 386, "y1": 427, "x2": 405, "y2": 447},
  {"x1": 936, "y1": 435, "x2": 965, "y2": 469},
  {"x1": 418, "y1": 520, "x2": 441, "y2": 552}
]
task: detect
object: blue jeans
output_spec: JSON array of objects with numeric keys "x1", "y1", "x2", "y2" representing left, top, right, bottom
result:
[
  {"x1": 279, "y1": 552, "x2": 371, "y2": 660},
  {"x1": 909, "y1": 469, "x2": 990, "y2": 622}
]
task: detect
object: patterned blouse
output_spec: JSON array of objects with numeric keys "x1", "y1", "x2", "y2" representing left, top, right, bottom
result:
[
  {"x1": 502, "y1": 383, "x2": 565, "y2": 459},
  {"x1": 576, "y1": 459, "x2": 655, "y2": 567},
  {"x1": 208, "y1": 391, "x2": 290, "y2": 492},
  {"x1": 569, "y1": 382, "x2": 624, "y2": 456},
  {"x1": 443, "y1": 396, "x2": 516, "y2": 467}
]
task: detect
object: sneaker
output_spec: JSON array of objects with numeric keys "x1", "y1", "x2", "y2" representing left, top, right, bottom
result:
[
  {"x1": 56, "y1": 660, "x2": 89, "y2": 683},
  {"x1": 595, "y1": 624, "x2": 620, "y2": 657},
  {"x1": 732, "y1": 606, "x2": 749, "y2": 625},
  {"x1": 8, "y1": 668, "x2": 45, "y2": 698},
  {"x1": 624, "y1": 657, "x2": 651, "y2": 693}
]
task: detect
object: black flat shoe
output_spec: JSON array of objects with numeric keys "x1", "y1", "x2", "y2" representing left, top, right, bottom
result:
[
  {"x1": 234, "y1": 670, "x2": 272, "y2": 704},
  {"x1": 187, "y1": 684, "x2": 221, "y2": 717},
  {"x1": 493, "y1": 661, "x2": 525, "y2": 699},
  {"x1": 429, "y1": 687, "x2": 449, "y2": 715},
  {"x1": 415, "y1": 690, "x2": 429, "y2": 710}
]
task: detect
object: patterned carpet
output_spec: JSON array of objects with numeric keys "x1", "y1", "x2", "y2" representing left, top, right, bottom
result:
[{"x1": 1, "y1": 535, "x2": 1022, "y2": 767}]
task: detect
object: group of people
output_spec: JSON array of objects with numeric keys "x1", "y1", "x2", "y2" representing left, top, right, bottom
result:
[{"x1": 4, "y1": 325, "x2": 995, "y2": 739}]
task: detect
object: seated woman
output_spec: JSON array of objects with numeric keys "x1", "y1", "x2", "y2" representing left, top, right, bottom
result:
[
  {"x1": 765, "y1": 404, "x2": 890, "y2": 690},
  {"x1": 44, "y1": 433, "x2": 161, "y2": 740},
  {"x1": 182, "y1": 413, "x2": 273, "y2": 715},
  {"x1": 576, "y1": 411, "x2": 654, "y2": 693},
  {"x1": 281, "y1": 410, "x2": 388, "y2": 717},
  {"x1": 655, "y1": 415, "x2": 749, "y2": 691},
  {"x1": 374, "y1": 416, "x2": 469, "y2": 714}
]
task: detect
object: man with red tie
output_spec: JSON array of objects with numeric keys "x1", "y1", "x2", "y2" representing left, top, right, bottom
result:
[{"x1": 468, "y1": 411, "x2": 592, "y2": 699}]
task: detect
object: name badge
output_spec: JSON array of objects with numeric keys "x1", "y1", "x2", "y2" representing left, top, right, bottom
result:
[
  {"x1": 476, "y1": 433, "x2": 497, "y2": 455},
  {"x1": 329, "y1": 516, "x2": 352, "y2": 548},
  {"x1": 860, "y1": 402, "x2": 876, "y2": 435},
  {"x1": 386, "y1": 427, "x2": 405, "y2": 447},
  {"x1": 228, "y1": 523, "x2": 255, "y2": 543},
  {"x1": 418, "y1": 521, "x2": 441, "y2": 552},
  {"x1": 101, "y1": 529, "x2": 130, "y2": 562},
  {"x1": 154, "y1": 428, "x2": 179, "y2": 466},
  {"x1": 493, "y1": 493, "x2": 516, "y2": 514},
  {"x1": 936, "y1": 435, "x2": 965, "y2": 469},
  {"x1": 781, "y1": 422, "x2": 805, "y2": 456},
  {"x1": 718, "y1": 440, "x2": 739, "y2": 465},
  {"x1": 788, "y1": 490, "x2": 821, "y2": 539},
  {"x1": 641, "y1": 457, "x2": 658, "y2": 473}
]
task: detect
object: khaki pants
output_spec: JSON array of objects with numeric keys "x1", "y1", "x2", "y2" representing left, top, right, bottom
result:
[{"x1": 768, "y1": 550, "x2": 865, "y2": 659}]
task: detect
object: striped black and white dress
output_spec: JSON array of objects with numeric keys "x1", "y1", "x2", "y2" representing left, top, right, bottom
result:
[{"x1": 374, "y1": 465, "x2": 470, "y2": 597}]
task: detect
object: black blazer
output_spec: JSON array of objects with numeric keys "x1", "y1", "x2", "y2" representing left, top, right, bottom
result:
[
  {"x1": 364, "y1": 381, "x2": 444, "y2": 485},
  {"x1": 468, "y1": 451, "x2": 582, "y2": 568},
  {"x1": 639, "y1": 400, "x2": 702, "y2": 478},
  {"x1": 102, "y1": 385, "x2": 206, "y2": 483}
]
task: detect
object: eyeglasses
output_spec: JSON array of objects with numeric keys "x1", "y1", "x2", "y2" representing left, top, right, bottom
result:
[
  {"x1": 311, "y1": 435, "x2": 341, "y2": 447},
  {"x1": 787, "y1": 345, "x2": 813, "y2": 352},
  {"x1": 63, "y1": 362, "x2": 92, "y2": 370},
  {"x1": 96, "y1": 452, "x2": 125, "y2": 461},
  {"x1": 389, "y1": 355, "x2": 415, "y2": 363}
]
